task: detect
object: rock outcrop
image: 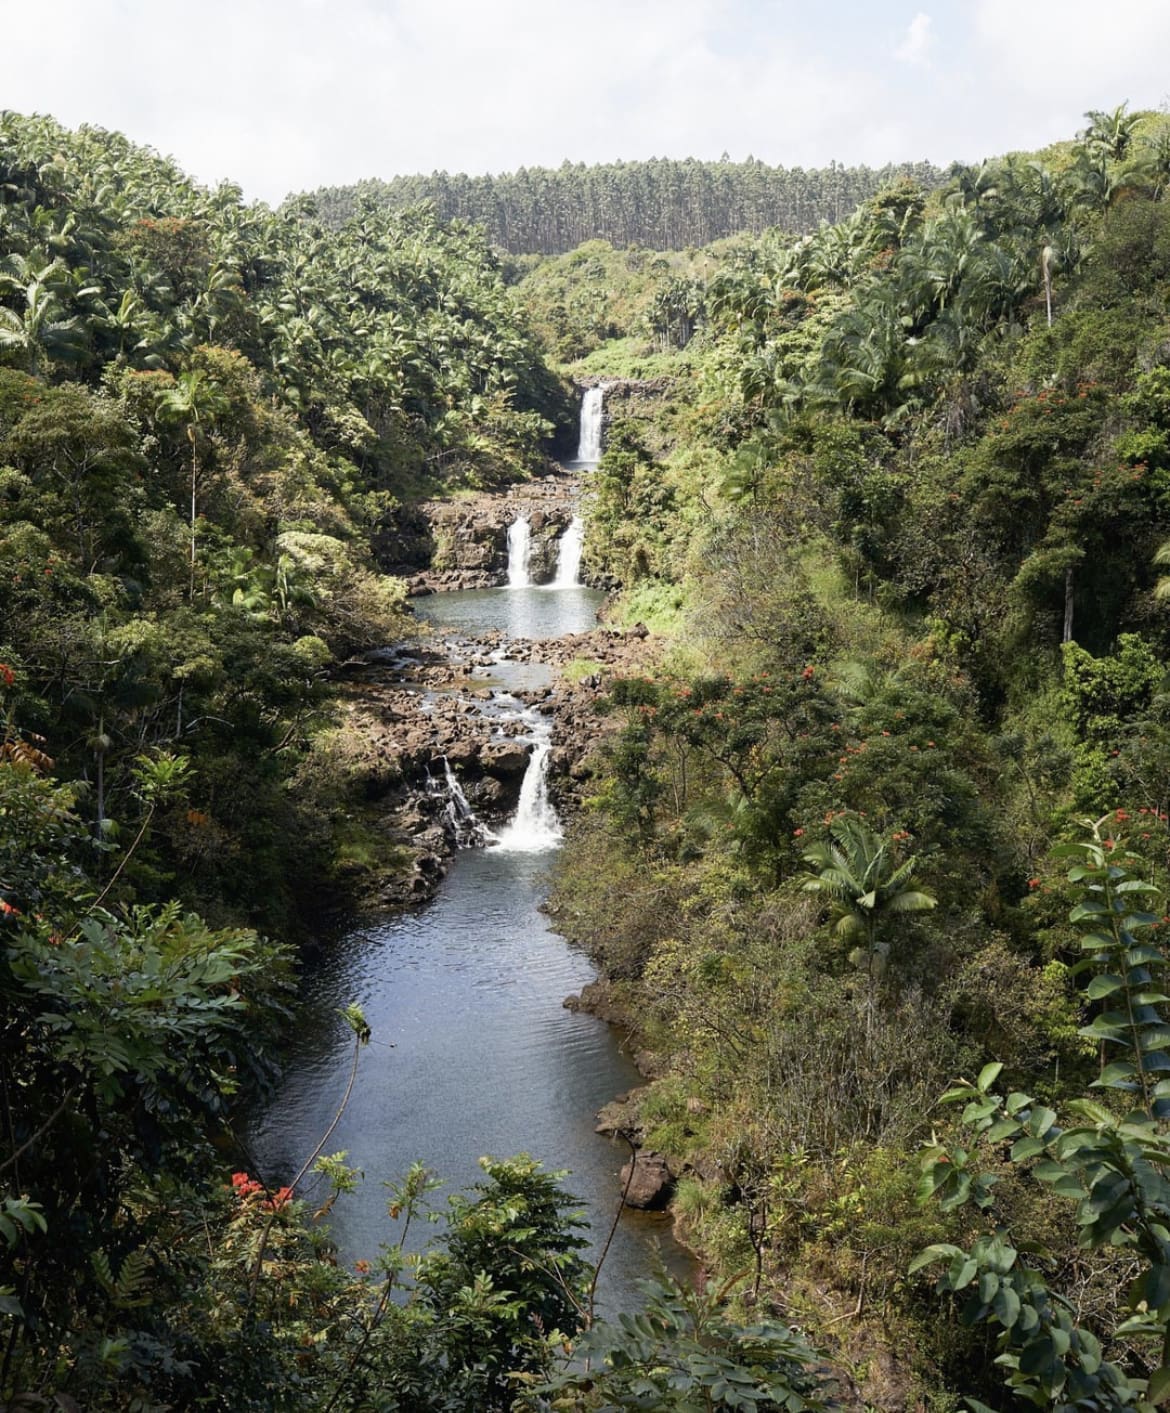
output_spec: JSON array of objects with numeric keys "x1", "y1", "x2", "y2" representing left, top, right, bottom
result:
[
  {"x1": 376, "y1": 470, "x2": 584, "y2": 592},
  {"x1": 618, "y1": 1151, "x2": 676, "y2": 1210}
]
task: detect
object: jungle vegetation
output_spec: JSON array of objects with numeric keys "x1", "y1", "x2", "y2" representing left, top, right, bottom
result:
[
  {"x1": 540, "y1": 100, "x2": 1170, "y2": 1409},
  {"x1": 8, "y1": 96, "x2": 1170, "y2": 1409}
]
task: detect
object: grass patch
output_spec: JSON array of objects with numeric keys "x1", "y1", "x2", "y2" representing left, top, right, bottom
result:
[
  {"x1": 561, "y1": 657, "x2": 608, "y2": 683},
  {"x1": 564, "y1": 336, "x2": 698, "y2": 382},
  {"x1": 612, "y1": 578, "x2": 688, "y2": 635}
]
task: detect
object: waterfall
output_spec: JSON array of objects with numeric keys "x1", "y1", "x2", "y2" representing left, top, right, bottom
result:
[
  {"x1": 492, "y1": 711, "x2": 562, "y2": 853},
  {"x1": 429, "y1": 757, "x2": 493, "y2": 848},
  {"x1": 507, "y1": 515, "x2": 532, "y2": 587},
  {"x1": 552, "y1": 515, "x2": 585, "y2": 588},
  {"x1": 576, "y1": 386, "x2": 606, "y2": 466}
]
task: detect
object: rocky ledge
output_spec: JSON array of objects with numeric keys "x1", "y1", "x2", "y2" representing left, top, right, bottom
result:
[
  {"x1": 376, "y1": 469, "x2": 587, "y2": 593},
  {"x1": 333, "y1": 615, "x2": 657, "y2": 910}
]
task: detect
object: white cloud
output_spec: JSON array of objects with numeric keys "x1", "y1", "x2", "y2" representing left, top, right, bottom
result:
[
  {"x1": 972, "y1": 0, "x2": 1170, "y2": 106},
  {"x1": 0, "y1": 0, "x2": 889, "y2": 201},
  {"x1": 894, "y1": 12, "x2": 933, "y2": 65},
  {"x1": 3, "y1": 0, "x2": 1167, "y2": 207}
]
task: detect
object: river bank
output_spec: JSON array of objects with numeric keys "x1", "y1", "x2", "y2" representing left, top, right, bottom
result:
[
  {"x1": 253, "y1": 441, "x2": 699, "y2": 1312},
  {"x1": 324, "y1": 587, "x2": 657, "y2": 913}
]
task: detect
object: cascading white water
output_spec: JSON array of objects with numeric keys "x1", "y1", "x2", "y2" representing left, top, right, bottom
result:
[
  {"x1": 507, "y1": 515, "x2": 532, "y2": 587},
  {"x1": 492, "y1": 710, "x2": 562, "y2": 852},
  {"x1": 429, "y1": 756, "x2": 493, "y2": 847},
  {"x1": 552, "y1": 515, "x2": 585, "y2": 588},
  {"x1": 577, "y1": 386, "x2": 606, "y2": 465}
]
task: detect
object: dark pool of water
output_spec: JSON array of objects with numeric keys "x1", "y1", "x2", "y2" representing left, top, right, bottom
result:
[{"x1": 248, "y1": 846, "x2": 689, "y2": 1316}]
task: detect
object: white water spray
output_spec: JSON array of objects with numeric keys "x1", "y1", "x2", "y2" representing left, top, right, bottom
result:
[
  {"x1": 507, "y1": 515, "x2": 532, "y2": 587},
  {"x1": 577, "y1": 386, "x2": 606, "y2": 466},
  {"x1": 492, "y1": 711, "x2": 562, "y2": 852},
  {"x1": 552, "y1": 515, "x2": 585, "y2": 588},
  {"x1": 430, "y1": 757, "x2": 493, "y2": 848}
]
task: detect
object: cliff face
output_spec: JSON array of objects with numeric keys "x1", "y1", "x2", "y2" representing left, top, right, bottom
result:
[{"x1": 374, "y1": 472, "x2": 578, "y2": 591}]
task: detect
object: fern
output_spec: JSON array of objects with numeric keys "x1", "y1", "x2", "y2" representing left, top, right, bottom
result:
[{"x1": 90, "y1": 1247, "x2": 151, "y2": 1309}]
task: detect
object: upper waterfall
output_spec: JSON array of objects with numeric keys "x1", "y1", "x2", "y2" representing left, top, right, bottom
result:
[
  {"x1": 552, "y1": 515, "x2": 585, "y2": 588},
  {"x1": 576, "y1": 386, "x2": 606, "y2": 466},
  {"x1": 507, "y1": 515, "x2": 532, "y2": 587}
]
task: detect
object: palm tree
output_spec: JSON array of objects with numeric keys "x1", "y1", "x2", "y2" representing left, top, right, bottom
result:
[
  {"x1": 1081, "y1": 103, "x2": 1140, "y2": 165},
  {"x1": 154, "y1": 369, "x2": 229, "y2": 597},
  {"x1": 802, "y1": 817, "x2": 936, "y2": 1037},
  {"x1": 1154, "y1": 541, "x2": 1170, "y2": 600},
  {"x1": 0, "y1": 256, "x2": 88, "y2": 373}
]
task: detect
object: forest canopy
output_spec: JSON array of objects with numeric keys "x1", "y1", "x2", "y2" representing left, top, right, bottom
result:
[
  {"x1": 10, "y1": 96, "x2": 1170, "y2": 1410},
  {"x1": 305, "y1": 155, "x2": 947, "y2": 254}
]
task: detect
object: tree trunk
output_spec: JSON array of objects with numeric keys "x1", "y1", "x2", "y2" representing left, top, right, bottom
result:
[
  {"x1": 1063, "y1": 566, "x2": 1075, "y2": 644},
  {"x1": 1042, "y1": 246, "x2": 1054, "y2": 328},
  {"x1": 189, "y1": 430, "x2": 198, "y2": 599},
  {"x1": 95, "y1": 710, "x2": 105, "y2": 832}
]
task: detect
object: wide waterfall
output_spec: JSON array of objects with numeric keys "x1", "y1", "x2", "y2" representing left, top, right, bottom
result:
[
  {"x1": 506, "y1": 515, "x2": 532, "y2": 587},
  {"x1": 577, "y1": 386, "x2": 606, "y2": 466},
  {"x1": 552, "y1": 515, "x2": 585, "y2": 588},
  {"x1": 493, "y1": 710, "x2": 562, "y2": 852}
]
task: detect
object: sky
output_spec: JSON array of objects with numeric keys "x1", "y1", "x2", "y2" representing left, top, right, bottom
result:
[{"x1": 3, "y1": 0, "x2": 1168, "y2": 205}]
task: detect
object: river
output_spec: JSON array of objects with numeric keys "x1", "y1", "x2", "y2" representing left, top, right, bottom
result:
[{"x1": 249, "y1": 550, "x2": 689, "y2": 1317}]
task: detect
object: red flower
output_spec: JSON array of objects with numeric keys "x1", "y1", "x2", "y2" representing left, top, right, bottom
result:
[
  {"x1": 264, "y1": 1186, "x2": 293, "y2": 1211},
  {"x1": 1028, "y1": 878, "x2": 1040, "y2": 889},
  {"x1": 229, "y1": 1171, "x2": 263, "y2": 1198},
  {"x1": 0, "y1": 663, "x2": 13, "y2": 688},
  {"x1": 793, "y1": 828, "x2": 805, "y2": 838}
]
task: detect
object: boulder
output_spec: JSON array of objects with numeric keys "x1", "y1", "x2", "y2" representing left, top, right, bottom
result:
[
  {"x1": 619, "y1": 1151, "x2": 675, "y2": 1210},
  {"x1": 443, "y1": 738, "x2": 481, "y2": 769},
  {"x1": 471, "y1": 776, "x2": 510, "y2": 808},
  {"x1": 481, "y1": 741, "x2": 531, "y2": 777}
]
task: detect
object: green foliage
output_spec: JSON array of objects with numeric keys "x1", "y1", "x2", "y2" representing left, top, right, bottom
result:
[
  {"x1": 310, "y1": 157, "x2": 946, "y2": 256},
  {"x1": 535, "y1": 1272, "x2": 828, "y2": 1410},
  {"x1": 589, "y1": 418, "x2": 677, "y2": 583},
  {"x1": 915, "y1": 826, "x2": 1170, "y2": 1408},
  {"x1": 0, "y1": 110, "x2": 573, "y2": 931}
]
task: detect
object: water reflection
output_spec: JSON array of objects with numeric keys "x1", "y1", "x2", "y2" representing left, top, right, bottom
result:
[
  {"x1": 414, "y1": 585, "x2": 605, "y2": 639},
  {"x1": 249, "y1": 848, "x2": 690, "y2": 1316}
]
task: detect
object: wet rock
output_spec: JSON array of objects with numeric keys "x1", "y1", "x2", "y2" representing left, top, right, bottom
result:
[
  {"x1": 566, "y1": 978, "x2": 624, "y2": 1024},
  {"x1": 619, "y1": 1152, "x2": 675, "y2": 1210},
  {"x1": 471, "y1": 776, "x2": 510, "y2": 808},
  {"x1": 481, "y1": 741, "x2": 531, "y2": 777},
  {"x1": 443, "y1": 738, "x2": 481, "y2": 768},
  {"x1": 594, "y1": 1090, "x2": 646, "y2": 1139}
]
